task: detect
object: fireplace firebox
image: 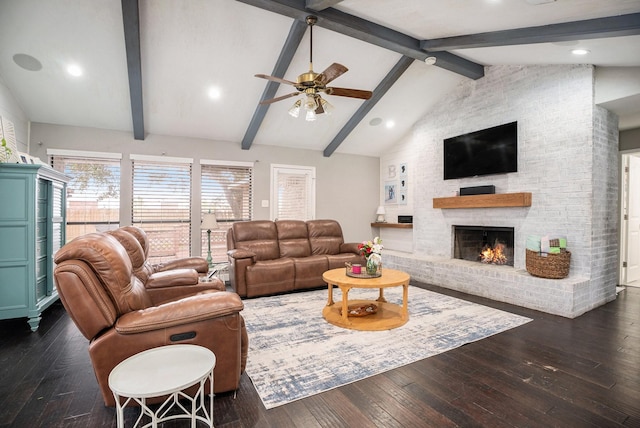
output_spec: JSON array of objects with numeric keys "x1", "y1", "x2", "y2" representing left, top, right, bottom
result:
[{"x1": 453, "y1": 226, "x2": 514, "y2": 266}]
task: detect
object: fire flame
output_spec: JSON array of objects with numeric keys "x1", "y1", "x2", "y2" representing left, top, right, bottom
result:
[{"x1": 480, "y1": 242, "x2": 508, "y2": 265}]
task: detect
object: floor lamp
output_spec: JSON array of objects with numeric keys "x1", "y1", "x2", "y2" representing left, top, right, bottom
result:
[{"x1": 201, "y1": 212, "x2": 218, "y2": 269}]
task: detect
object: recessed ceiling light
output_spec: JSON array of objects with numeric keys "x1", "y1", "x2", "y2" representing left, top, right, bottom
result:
[
  {"x1": 13, "y1": 53, "x2": 42, "y2": 71},
  {"x1": 571, "y1": 49, "x2": 590, "y2": 56},
  {"x1": 385, "y1": 120, "x2": 395, "y2": 129},
  {"x1": 369, "y1": 117, "x2": 382, "y2": 126},
  {"x1": 66, "y1": 64, "x2": 83, "y2": 77},
  {"x1": 207, "y1": 86, "x2": 222, "y2": 100}
]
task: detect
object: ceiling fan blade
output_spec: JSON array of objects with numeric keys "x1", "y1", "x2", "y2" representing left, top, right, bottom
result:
[
  {"x1": 315, "y1": 63, "x2": 348, "y2": 85},
  {"x1": 255, "y1": 74, "x2": 297, "y2": 86},
  {"x1": 259, "y1": 92, "x2": 300, "y2": 105},
  {"x1": 325, "y1": 87, "x2": 373, "y2": 100},
  {"x1": 315, "y1": 102, "x2": 324, "y2": 115}
]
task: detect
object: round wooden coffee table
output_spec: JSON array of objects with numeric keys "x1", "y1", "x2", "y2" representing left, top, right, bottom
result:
[{"x1": 322, "y1": 268, "x2": 410, "y2": 331}]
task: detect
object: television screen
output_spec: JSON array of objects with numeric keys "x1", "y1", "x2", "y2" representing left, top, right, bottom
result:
[{"x1": 444, "y1": 122, "x2": 517, "y2": 180}]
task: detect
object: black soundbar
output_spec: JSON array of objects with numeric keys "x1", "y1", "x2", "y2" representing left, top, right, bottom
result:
[
  {"x1": 398, "y1": 215, "x2": 413, "y2": 224},
  {"x1": 459, "y1": 185, "x2": 496, "y2": 196}
]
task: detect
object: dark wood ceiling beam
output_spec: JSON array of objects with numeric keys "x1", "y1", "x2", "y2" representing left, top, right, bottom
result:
[
  {"x1": 241, "y1": 19, "x2": 307, "y2": 150},
  {"x1": 421, "y1": 13, "x2": 640, "y2": 51},
  {"x1": 235, "y1": 0, "x2": 484, "y2": 80},
  {"x1": 306, "y1": 0, "x2": 342, "y2": 11},
  {"x1": 121, "y1": 0, "x2": 145, "y2": 140},
  {"x1": 323, "y1": 56, "x2": 414, "y2": 157}
]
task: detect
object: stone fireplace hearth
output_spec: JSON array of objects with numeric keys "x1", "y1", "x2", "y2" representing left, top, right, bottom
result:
[{"x1": 382, "y1": 250, "x2": 592, "y2": 319}]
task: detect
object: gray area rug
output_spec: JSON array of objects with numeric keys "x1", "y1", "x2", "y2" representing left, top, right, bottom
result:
[{"x1": 241, "y1": 286, "x2": 532, "y2": 409}]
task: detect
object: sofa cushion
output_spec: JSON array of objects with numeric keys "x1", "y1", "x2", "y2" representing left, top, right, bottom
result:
[
  {"x1": 292, "y1": 255, "x2": 329, "y2": 290},
  {"x1": 276, "y1": 220, "x2": 311, "y2": 258},
  {"x1": 245, "y1": 258, "x2": 295, "y2": 297},
  {"x1": 232, "y1": 220, "x2": 280, "y2": 261},
  {"x1": 307, "y1": 219, "x2": 344, "y2": 255}
]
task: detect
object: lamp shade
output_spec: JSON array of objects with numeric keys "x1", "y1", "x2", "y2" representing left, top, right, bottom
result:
[
  {"x1": 375, "y1": 205, "x2": 386, "y2": 223},
  {"x1": 201, "y1": 212, "x2": 218, "y2": 230},
  {"x1": 376, "y1": 206, "x2": 386, "y2": 215}
]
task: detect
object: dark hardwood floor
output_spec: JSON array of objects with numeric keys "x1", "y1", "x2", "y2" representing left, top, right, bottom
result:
[{"x1": 1, "y1": 282, "x2": 639, "y2": 427}]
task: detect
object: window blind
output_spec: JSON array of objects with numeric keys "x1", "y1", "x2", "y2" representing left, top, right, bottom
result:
[
  {"x1": 276, "y1": 172, "x2": 309, "y2": 220},
  {"x1": 132, "y1": 158, "x2": 192, "y2": 262},
  {"x1": 201, "y1": 163, "x2": 252, "y2": 262},
  {"x1": 50, "y1": 154, "x2": 120, "y2": 242}
]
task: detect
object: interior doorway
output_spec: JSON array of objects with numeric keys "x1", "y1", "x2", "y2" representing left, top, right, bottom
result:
[{"x1": 620, "y1": 152, "x2": 640, "y2": 287}]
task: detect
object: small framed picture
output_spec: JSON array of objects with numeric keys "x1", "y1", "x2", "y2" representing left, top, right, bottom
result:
[
  {"x1": 399, "y1": 163, "x2": 407, "y2": 178},
  {"x1": 384, "y1": 181, "x2": 397, "y2": 204}
]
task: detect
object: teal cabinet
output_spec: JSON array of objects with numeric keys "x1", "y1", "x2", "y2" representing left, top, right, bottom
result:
[{"x1": 0, "y1": 164, "x2": 69, "y2": 331}]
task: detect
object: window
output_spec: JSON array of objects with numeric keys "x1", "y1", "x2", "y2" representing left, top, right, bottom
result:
[
  {"x1": 49, "y1": 149, "x2": 121, "y2": 242},
  {"x1": 200, "y1": 160, "x2": 253, "y2": 263},
  {"x1": 271, "y1": 164, "x2": 315, "y2": 220},
  {"x1": 131, "y1": 155, "x2": 192, "y2": 264}
]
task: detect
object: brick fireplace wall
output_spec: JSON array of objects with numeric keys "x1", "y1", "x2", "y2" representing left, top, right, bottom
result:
[{"x1": 380, "y1": 64, "x2": 619, "y2": 318}]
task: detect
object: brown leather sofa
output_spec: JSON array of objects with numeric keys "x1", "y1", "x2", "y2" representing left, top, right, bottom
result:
[
  {"x1": 54, "y1": 232, "x2": 248, "y2": 407},
  {"x1": 227, "y1": 219, "x2": 364, "y2": 298}
]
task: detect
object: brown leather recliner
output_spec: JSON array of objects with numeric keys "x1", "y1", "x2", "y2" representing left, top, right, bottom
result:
[
  {"x1": 54, "y1": 232, "x2": 248, "y2": 407},
  {"x1": 107, "y1": 227, "x2": 225, "y2": 303},
  {"x1": 121, "y1": 226, "x2": 209, "y2": 279}
]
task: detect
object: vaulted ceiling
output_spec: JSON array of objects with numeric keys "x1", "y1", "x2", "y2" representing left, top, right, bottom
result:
[{"x1": 1, "y1": 0, "x2": 639, "y2": 157}]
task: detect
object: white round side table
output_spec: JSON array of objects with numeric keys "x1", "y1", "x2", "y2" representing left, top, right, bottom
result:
[{"x1": 108, "y1": 345, "x2": 216, "y2": 428}]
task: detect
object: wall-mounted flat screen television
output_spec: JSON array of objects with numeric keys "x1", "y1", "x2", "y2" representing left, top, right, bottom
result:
[{"x1": 444, "y1": 121, "x2": 518, "y2": 180}]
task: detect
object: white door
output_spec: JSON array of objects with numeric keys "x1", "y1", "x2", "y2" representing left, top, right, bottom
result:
[
  {"x1": 625, "y1": 154, "x2": 640, "y2": 283},
  {"x1": 271, "y1": 165, "x2": 316, "y2": 221}
]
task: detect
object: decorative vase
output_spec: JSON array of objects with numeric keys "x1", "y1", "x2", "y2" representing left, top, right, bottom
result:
[{"x1": 366, "y1": 253, "x2": 381, "y2": 275}]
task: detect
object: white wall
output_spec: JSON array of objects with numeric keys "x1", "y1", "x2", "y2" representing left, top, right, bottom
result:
[
  {"x1": 28, "y1": 123, "x2": 380, "y2": 244},
  {"x1": 0, "y1": 74, "x2": 29, "y2": 153},
  {"x1": 621, "y1": 127, "x2": 640, "y2": 151},
  {"x1": 595, "y1": 67, "x2": 640, "y2": 105}
]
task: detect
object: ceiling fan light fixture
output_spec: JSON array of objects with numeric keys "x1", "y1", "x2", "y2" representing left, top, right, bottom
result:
[
  {"x1": 320, "y1": 97, "x2": 334, "y2": 115},
  {"x1": 288, "y1": 99, "x2": 302, "y2": 118},
  {"x1": 305, "y1": 109, "x2": 317, "y2": 122},
  {"x1": 254, "y1": 14, "x2": 372, "y2": 121},
  {"x1": 303, "y1": 94, "x2": 318, "y2": 111}
]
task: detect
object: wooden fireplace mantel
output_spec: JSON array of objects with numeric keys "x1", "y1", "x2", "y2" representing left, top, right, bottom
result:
[
  {"x1": 370, "y1": 222, "x2": 413, "y2": 229},
  {"x1": 433, "y1": 192, "x2": 532, "y2": 209}
]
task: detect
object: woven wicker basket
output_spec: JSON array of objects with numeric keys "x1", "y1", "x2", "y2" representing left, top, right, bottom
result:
[{"x1": 525, "y1": 249, "x2": 571, "y2": 279}]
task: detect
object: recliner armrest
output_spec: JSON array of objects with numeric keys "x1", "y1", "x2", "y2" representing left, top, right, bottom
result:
[
  {"x1": 154, "y1": 257, "x2": 209, "y2": 273},
  {"x1": 144, "y1": 268, "x2": 199, "y2": 289},
  {"x1": 227, "y1": 249, "x2": 256, "y2": 262},
  {"x1": 340, "y1": 242, "x2": 360, "y2": 254},
  {"x1": 115, "y1": 291, "x2": 244, "y2": 334}
]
